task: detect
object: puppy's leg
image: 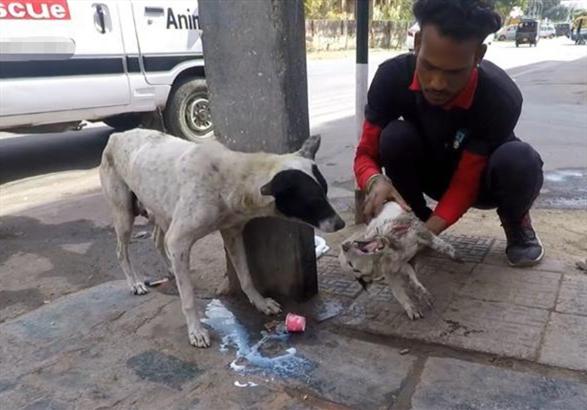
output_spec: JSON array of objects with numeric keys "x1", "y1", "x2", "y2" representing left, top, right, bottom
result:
[
  {"x1": 416, "y1": 226, "x2": 460, "y2": 261},
  {"x1": 384, "y1": 264, "x2": 431, "y2": 320},
  {"x1": 404, "y1": 261, "x2": 434, "y2": 310},
  {"x1": 221, "y1": 226, "x2": 281, "y2": 315},
  {"x1": 100, "y1": 165, "x2": 148, "y2": 295},
  {"x1": 165, "y1": 221, "x2": 210, "y2": 348}
]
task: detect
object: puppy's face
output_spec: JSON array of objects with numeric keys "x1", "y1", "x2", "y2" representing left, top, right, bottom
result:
[
  {"x1": 261, "y1": 135, "x2": 345, "y2": 233},
  {"x1": 339, "y1": 239, "x2": 387, "y2": 290}
]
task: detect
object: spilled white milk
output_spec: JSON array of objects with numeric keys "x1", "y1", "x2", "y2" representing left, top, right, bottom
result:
[{"x1": 201, "y1": 299, "x2": 314, "y2": 379}]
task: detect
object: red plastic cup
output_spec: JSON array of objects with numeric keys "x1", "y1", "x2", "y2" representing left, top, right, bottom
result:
[{"x1": 285, "y1": 313, "x2": 306, "y2": 333}]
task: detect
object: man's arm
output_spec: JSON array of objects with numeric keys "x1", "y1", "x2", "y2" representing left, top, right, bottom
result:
[
  {"x1": 427, "y1": 150, "x2": 488, "y2": 234},
  {"x1": 427, "y1": 91, "x2": 522, "y2": 234},
  {"x1": 354, "y1": 120, "x2": 383, "y2": 190}
]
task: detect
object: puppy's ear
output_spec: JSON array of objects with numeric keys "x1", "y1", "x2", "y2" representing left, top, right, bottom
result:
[{"x1": 297, "y1": 134, "x2": 321, "y2": 160}]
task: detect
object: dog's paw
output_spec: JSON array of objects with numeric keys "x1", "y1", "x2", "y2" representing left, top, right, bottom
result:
[
  {"x1": 131, "y1": 282, "x2": 149, "y2": 295},
  {"x1": 254, "y1": 297, "x2": 282, "y2": 315},
  {"x1": 188, "y1": 327, "x2": 211, "y2": 348}
]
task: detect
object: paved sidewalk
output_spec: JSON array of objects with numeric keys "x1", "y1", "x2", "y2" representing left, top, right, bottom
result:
[{"x1": 2, "y1": 214, "x2": 587, "y2": 409}]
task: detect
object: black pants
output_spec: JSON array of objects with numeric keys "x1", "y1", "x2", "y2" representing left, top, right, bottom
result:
[{"x1": 379, "y1": 120, "x2": 544, "y2": 224}]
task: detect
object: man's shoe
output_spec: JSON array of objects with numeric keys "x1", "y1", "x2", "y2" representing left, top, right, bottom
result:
[{"x1": 501, "y1": 213, "x2": 544, "y2": 267}]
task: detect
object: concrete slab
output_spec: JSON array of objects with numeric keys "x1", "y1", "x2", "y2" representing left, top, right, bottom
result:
[
  {"x1": 412, "y1": 357, "x2": 587, "y2": 410},
  {"x1": 555, "y1": 274, "x2": 587, "y2": 316},
  {"x1": 459, "y1": 265, "x2": 561, "y2": 310},
  {"x1": 539, "y1": 312, "x2": 587, "y2": 372},
  {"x1": 439, "y1": 297, "x2": 549, "y2": 360},
  {"x1": 0, "y1": 280, "x2": 416, "y2": 409},
  {"x1": 296, "y1": 331, "x2": 416, "y2": 409}
]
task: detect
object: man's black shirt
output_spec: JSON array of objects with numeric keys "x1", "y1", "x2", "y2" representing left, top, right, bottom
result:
[{"x1": 365, "y1": 53, "x2": 523, "y2": 160}]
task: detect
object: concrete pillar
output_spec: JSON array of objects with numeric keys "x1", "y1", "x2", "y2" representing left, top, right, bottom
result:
[{"x1": 199, "y1": 0, "x2": 317, "y2": 301}]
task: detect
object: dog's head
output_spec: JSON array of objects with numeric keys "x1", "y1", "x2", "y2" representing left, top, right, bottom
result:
[
  {"x1": 260, "y1": 135, "x2": 345, "y2": 233},
  {"x1": 339, "y1": 235, "x2": 405, "y2": 290}
]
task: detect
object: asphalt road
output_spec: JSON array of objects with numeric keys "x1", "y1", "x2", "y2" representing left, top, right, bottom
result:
[{"x1": 1, "y1": 38, "x2": 586, "y2": 209}]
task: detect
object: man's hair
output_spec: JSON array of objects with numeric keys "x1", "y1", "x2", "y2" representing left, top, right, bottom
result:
[{"x1": 413, "y1": 0, "x2": 502, "y2": 42}]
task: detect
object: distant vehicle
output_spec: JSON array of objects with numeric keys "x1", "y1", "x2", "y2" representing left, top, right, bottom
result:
[
  {"x1": 539, "y1": 24, "x2": 556, "y2": 39},
  {"x1": 497, "y1": 25, "x2": 517, "y2": 41},
  {"x1": 555, "y1": 22, "x2": 571, "y2": 37},
  {"x1": 571, "y1": 16, "x2": 587, "y2": 44},
  {"x1": 0, "y1": 0, "x2": 212, "y2": 141},
  {"x1": 516, "y1": 19, "x2": 540, "y2": 47},
  {"x1": 406, "y1": 22, "x2": 494, "y2": 51}
]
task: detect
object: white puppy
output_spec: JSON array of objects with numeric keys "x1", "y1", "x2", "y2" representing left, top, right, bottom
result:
[{"x1": 339, "y1": 202, "x2": 460, "y2": 319}]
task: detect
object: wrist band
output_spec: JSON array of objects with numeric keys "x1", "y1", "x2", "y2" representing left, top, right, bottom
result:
[{"x1": 366, "y1": 174, "x2": 384, "y2": 194}]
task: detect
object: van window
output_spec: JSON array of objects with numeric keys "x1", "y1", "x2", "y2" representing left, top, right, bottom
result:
[{"x1": 518, "y1": 21, "x2": 537, "y2": 32}]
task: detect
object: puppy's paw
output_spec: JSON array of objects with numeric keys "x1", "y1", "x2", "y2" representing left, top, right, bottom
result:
[
  {"x1": 131, "y1": 282, "x2": 149, "y2": 295},
  {"x1": 254, "y1": 297, "x2": 282, "y2": 315},
  {"x1": 451, "y1": 251, "x2": 465, "y2": 264},
  {"x1": 188, "y1": 327, "x2": 211, "y2": 348},
  {"x1": 403, "y1": 303, "x2": 424, "y2": 320}
]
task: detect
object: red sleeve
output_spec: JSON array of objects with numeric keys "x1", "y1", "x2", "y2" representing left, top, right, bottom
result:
[
  {"x1": 354, "y1": 120, "x2": 383, "y2": 190},
  {"x1": 433, "y1": 150, "x2": 488, "y2": 226}
]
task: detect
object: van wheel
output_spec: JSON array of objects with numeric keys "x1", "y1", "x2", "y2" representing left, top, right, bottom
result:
[
  {"x1": 104, "y1": 113, "x2": 142, "y2": 131},
  {"x1": 164, "y1": 77, "x2": 214, "y2": 142}
]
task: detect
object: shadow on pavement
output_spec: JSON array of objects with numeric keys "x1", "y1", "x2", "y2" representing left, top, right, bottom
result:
[{"x1": 0, "y1": 126, "x2": 113, "y2": 184}]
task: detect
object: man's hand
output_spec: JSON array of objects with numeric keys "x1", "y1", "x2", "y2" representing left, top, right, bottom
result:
[{"x1": 363, "y1": 175, "x2": 410, "y2": 222}]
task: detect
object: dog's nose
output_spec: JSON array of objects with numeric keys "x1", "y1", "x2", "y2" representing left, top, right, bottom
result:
[
  {"x1": 341, "y1": 242, "x2": 351, "y2": 252},
  {"x1": 334, "y1": 216, "x2": 346, "y2": 231}
]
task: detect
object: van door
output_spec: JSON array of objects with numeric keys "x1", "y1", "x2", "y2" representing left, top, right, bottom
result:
[
  {"x1": 0, "y1": 0, "x2": 130, "y2": 119},
  {"x1": 130, "y1": 0, "x2": 203, "y2": 85}
]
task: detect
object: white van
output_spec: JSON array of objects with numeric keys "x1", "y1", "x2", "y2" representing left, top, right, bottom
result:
[{"x1": 0, "y1": 0, "x2": 212, "y2": 141}]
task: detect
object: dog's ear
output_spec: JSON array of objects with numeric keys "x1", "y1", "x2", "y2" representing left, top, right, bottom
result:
[
  {"x1": 296, "y1": 134, "x2": 321, "y2": 160},
  {"x1": 260, "y1": 179, "x2": 273, "y2": 196}
]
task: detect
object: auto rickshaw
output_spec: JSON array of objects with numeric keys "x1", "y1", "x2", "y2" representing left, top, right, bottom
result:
[
  {"x1": 515, "y1": 18, "x2": 540, "y2": 47},
  {"x1": 572, "y1": 15, "x2": 587, "y2": 45}
]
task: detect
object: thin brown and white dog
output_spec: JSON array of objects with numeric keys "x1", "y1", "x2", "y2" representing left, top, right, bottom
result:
[{"x1": 100, "y1": 129, "x2": 344, "y2": 347}]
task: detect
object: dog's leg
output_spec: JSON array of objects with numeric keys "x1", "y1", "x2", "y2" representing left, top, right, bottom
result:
[
  {"x1": 113, "y1": 212, "x2": 148, "y2": 295},
  {"x1": 153, "y1": 224, "x2": 172, "y2": 276},
  {"x1": 165, "y1": 222, "x2": 210, "y2": 348},
  {"x1": 100, "y1": 163, "x2": 148, "y2": 295},
  {"x1": 221, "y1": 226, "x2": 282, "y2": 315}
]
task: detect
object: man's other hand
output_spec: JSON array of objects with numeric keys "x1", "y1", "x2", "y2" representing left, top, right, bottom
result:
[{"x1": 363, "y1": 175, "x2": 410, "y2": 222}]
